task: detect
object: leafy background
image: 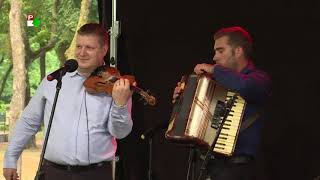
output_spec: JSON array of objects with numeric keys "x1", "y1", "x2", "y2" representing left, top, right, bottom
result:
[{"x1": 0, "y1": 0, "x2": 99, "y2": 118}]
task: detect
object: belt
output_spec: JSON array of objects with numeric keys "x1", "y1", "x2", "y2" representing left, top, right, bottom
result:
[{"x1": 43, "y1": 159, "x2": 111, "y2": 171}]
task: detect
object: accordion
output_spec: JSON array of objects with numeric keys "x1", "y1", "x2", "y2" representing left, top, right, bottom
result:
[{"x1": 165, "y1": 74, "x2": 246, "y2": 156}]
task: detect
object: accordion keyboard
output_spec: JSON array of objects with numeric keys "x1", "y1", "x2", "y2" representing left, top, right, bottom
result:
[{"x1": 213, "y1": 92, "x2": 246, "y2": 155}]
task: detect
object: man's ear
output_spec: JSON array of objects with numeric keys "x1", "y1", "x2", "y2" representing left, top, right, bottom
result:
[
  {"x1": 235, "y1": 46, "x2": 244, "y2": 58},
  {"x1": 103, "y1": 45, "x2": 109, "y2": 55}
]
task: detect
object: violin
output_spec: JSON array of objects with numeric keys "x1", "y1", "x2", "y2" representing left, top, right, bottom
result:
[{"x1": 83, "y1": 65, "x2": 156, "y2": 106}]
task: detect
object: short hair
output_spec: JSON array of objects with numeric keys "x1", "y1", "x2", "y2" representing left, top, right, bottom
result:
[
  {"x1": 214, "y1": 26, "x2": 253, "y2": 59},
  {"x1": 77, "y1": 23, "x2": 109, "y2": 47}
]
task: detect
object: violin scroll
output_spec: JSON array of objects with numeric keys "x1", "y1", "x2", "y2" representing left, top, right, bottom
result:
[{"x1": 139, "y1": 89, "x2": 156, "y2": 106}]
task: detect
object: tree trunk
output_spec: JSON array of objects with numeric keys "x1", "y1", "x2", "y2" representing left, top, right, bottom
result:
[
  {"x1": 25, "y1": 73, "x2": 37, "y2": 149},
  {"x1": 0, "y1": 64, "x2": 13, "y2": 98},
  {"x1": 57, "y1": 42, "x2": 68, "y2": 66},
  {"x1": 0, "y1": 55, "x2": 4, "y2": 64},
  {"x1": 39, "y1": 50, "x2": 46, "y2": 80},
  {"x1": 65, "y1": 0, "x2": 92, "y2": 59},
  {"x1": 8, "y1": 0, "x2": 26, "y2": 135},
  {"x1": 24, "y1": 135, "x2": 36, "y2": 148},
  {"x1": 8, "y1": 0, "x2": 26, "y2": 177},
  {"x1": 0, "y1": 0, "x2": 3, "y2": 9}
]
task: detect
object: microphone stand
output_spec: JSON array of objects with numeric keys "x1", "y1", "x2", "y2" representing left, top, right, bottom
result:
[
  {"x1": 34, "y1": 72, "x2": 64, "y2": 180},
  {"x1": 140, "y1": 130, "x2": 155, "y2": 180},
  {"x1": 141, "y1": 126, "x2": 164, "y2": 180},
  {"x1": 147, "y1": 133, "x2": 153, "y2": 180},
  {"x1": 186, "y1": 144, "x2": 197, "y2": 180}
]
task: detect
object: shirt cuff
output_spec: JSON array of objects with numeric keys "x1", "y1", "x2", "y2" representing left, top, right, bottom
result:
[{"x1": 3, "y1": 153, "x2": 18, "y2": 169}]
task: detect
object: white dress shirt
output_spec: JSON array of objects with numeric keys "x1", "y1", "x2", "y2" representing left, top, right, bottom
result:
[{"x1": 4, "y1": 71, "x2": 133, "y2": 168}]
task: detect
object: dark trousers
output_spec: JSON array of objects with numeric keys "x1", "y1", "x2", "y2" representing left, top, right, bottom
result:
[
  {"x1": 206, "y1": 155, "x2": 256, "y2": 180},
  {"x1": 40, "y1": 160, "x2": 113, "y2": 180}
]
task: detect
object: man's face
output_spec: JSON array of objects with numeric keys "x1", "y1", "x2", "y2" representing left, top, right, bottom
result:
[
  {"x1": 212, "y1": 36, "x2": 238, "y2": 70},
  {"x1": 75, "y1": 34, "x2": 108, "y2": 73}
]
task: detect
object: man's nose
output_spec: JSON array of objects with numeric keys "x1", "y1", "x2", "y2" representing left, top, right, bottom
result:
[
  {"x1": 212, "y1": 56, "x2": 217, "y2": 62},
  {"x1": 79, "y1": 48, "x2": 86, "y2": 56}
]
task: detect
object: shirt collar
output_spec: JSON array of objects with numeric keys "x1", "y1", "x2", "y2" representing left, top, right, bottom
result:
[
  {"x1": 67, "y1": 70, "x2": 83, "y2": 78},
  {"x1": 240, "y1": 60, "x2": 255, "y2": 74}
]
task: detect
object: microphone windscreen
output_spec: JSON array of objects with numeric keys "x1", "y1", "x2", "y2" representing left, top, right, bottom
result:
[{"x1": 64, "y1": 59, "x2": 78, "y2": 72}]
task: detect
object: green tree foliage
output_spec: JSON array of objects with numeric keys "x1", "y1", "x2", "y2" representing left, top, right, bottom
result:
[
  {"x1": 0, "y1": 0, "x2": 99, "y2": 115},
  {"x1": 0, "y1": 0, "x2": 10, "y2": 58},
  {"x1": 0, "y1": 0, "x2": 11, "y2": 113},
  {"x1": 27, "y1": 52, "x2": 60, "y2": 96},
  {"x1": 0, "y1": 58, "x2": 12, "y2": 112}
]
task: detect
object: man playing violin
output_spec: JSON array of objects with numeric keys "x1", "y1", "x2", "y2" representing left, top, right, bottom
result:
[
  {"x1": 3, "y1": 23, "x2": 133, "y2": 180},
  {"x1": 173, "y1": 26, "x2": 271, "y2": 180}
]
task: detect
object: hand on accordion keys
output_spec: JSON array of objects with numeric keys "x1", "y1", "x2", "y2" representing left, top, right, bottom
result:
[
  {"x1": 172, "y1": 63, "x2": 215, "y2": 104},
  {"x1": 172, "y1": 76, "x2": 187, "y2": 104}
]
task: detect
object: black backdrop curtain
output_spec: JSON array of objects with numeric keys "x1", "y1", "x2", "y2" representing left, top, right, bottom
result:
[{"x1": 98, "y1": 0, "x2": 320, "y2": 179}]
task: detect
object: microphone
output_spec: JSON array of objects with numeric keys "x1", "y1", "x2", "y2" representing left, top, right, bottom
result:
[
  {"x1": 47, "y1": 59, "x2": 78, "y2": 81},
  {"x1": 140, "y1": 122, "x2": 169, "y2": 140}
]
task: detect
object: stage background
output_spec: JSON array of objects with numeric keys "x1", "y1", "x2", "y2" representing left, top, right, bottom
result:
[{"x1": 98, "y1": 0, "x2": 320, "y2": 179}]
